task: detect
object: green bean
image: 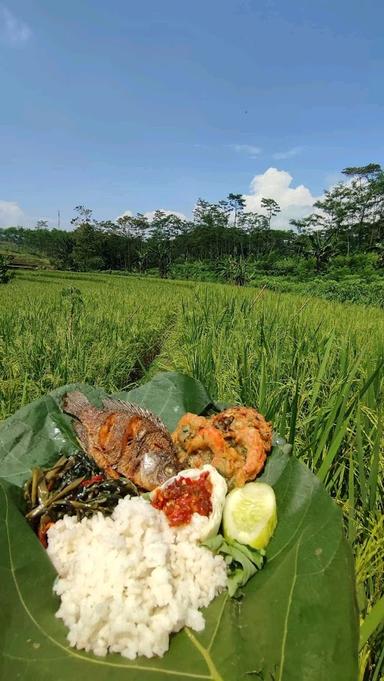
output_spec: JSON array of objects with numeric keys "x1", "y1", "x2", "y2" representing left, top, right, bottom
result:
[{"x1": 31, "y1": 467, "x2": 42, "y2": 506}]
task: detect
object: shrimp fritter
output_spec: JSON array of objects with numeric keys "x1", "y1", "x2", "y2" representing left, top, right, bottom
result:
[{"x1": 172, "y1": 406, "x2": 272, "y2": 488}]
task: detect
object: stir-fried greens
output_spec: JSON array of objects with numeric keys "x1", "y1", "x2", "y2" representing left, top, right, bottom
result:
[{"x1": 24, "y1": 450, "x2": 138, "y2": 546}]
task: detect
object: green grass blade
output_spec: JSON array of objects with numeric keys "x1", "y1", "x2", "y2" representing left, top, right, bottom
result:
[
  {"x1": 368, "y1": 417, "x2": 383, "y2": 512},
  {"x1": 348, "y1": 450, "x2": 356, "y2": 544},
  {"x1": 355, "y1": 409, "x2": 368, "y2": 508},
  {"x1": 288, "y1": 373, "x2": 300, "y2": 450},
  {"x1": 317, "y1": 411, "x2": 353, "y2": 482},
  {"x1": 359, "y1": 595, "x2": 384, "y2": 650},
  {"x1": 308, "y1": 331, "x2": 335, "y2": 412}
]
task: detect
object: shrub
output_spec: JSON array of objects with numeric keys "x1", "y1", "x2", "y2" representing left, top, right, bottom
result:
[{"x1": 0, "y1": 255, "x2": 15, "y2": 284}]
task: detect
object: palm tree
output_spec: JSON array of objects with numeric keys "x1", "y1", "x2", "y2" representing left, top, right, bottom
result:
[{"x1": 303, "y1": 232, "x2": 336, "y2": 273}]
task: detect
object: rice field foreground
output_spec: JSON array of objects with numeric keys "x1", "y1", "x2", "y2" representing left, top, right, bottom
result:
[{"x1": 1, "y1": 269, "x2": 383, "y2": 680}]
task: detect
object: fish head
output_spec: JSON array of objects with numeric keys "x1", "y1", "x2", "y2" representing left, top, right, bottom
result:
[{"x1": 139, "y1": 449, "x2": 182, "y2": 490}]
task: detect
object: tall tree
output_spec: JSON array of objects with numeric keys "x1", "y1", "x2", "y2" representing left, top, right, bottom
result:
[
  {"x1": 227, "y1": 193, "x2": 246, "y2": 228},
  {"x1": 193, "y1": 199, "x2": 230, "y2": 229},
  {"x1": 238, "y1": 211, "x2": 269, "y2": 256},
  {"x1": 341, "y1": 164, "x2": 383, "y2": 248},
  {"x1": 113, "y1": 214, "x2": 142, "y2": 269},
  {"x1": 342, "y1": 163, "x2": 381, "y2": 182},
  {"x1": 239, "y1": 212, "x2": 269, "y2": 233},
  {"x1": 70, "y1": 205, "x2": 93, "y2": 228},
  {"x1": 261, "y1": 198, "x2": 281, "y2": 228},
  {"x1": 48, "y1": 229, "x2": 75, "y2": 269},
  {"x1": 35, "y1": 220, "x2": 49, "y2": 230},
  {"x1": 314, "y1": 163, "x2": 384, "y2": 253},
  {"x1": 192, "y1": 200, "x2": 230, "y2": 257},
  {"x1": 70, "y1": 206, "x2": 103, "y2": 270},
  {"x1": 72, "y1": 224, "x2": 103, "y2": 271},
  {"x1": 149, "y1": 211, "x2": 185, "y2": 277},
  {"x1": 290, "y1": 214, "x2": 325, "y2": 234}
]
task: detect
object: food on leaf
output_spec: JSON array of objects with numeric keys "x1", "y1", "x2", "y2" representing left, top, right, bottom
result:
[
  {"x1": 223, "y1": 481, "x2": 277, "y2": 549},
  {"x1": 63, "y1": 391, "x2": 181, "y2": 490},
  {"x1": 0, "y1": 373, "x2": 359, "y2": 680},
  {"x1": 151, "y1": 464, "x2": 227, "y2": 540},
  {"x1": 172, "y1": 406, "x2": 272, "y2": 487}
]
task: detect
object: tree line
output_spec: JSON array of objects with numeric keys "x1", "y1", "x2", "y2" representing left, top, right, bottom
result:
[{"x1": 1, "y1": 163, "x2": 383, "y2": 277}]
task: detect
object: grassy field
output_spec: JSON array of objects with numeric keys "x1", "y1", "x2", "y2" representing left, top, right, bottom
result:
[{"x1": 1, "y1": 269, "x2": 383, "y2": 680}]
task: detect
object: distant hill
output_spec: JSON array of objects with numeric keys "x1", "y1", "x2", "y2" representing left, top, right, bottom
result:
[{"x1": 0, "y1": 242, "x2": 52, "y2": 269}]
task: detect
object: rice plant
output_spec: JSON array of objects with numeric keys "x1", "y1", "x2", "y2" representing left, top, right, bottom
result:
[{"x1": 157, "y1": 285, "x2": 384, "y2": 681}]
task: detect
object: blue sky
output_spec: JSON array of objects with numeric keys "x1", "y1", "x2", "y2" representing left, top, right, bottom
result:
[{"x1": 1, "y1": 0, "x2": 383, "y2": 228}]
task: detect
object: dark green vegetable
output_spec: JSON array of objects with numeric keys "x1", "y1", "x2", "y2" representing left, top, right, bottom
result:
[
  {"x1": 203, "y1": 534, "x2": 265, "y2": 597},
  {"x1": 0, "y1": 373, "x2": 358, "y2": 681},
  {"x1": 23, "y1": 449, "x2": 138, "y2": 543}
]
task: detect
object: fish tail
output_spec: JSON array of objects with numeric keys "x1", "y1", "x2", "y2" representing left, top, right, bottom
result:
[{"x1": 62, "y1": 391, "x2": 91, "y2": 418}]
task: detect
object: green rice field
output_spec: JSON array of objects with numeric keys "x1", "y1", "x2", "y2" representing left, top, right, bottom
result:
[{"x1": 1, "y1": 269, "x2": 383, "y2": 680}]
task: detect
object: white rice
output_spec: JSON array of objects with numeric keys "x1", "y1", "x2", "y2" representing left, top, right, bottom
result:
[{"x1": 47, "y1": 496, "x2": 227, "y2": 659}]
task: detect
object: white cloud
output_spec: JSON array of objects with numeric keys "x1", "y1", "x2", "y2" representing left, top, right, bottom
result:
[
  {"x1": 323, "y1": 171, "x2": 344, "y2": 187},
  {"x1": 231, "y1": 144, "x2": 261, "y2": 158},
  {"x1": 272, "y1": 146, "x2": 303, "y2": 160},
  {"x1": 0, "y1": 6, "x2": 31, "y2": 45},
  {"x1": 144, "y1": 209, "x2": 187, "y2": 221},
  {"x1": 243, "y1": 167, "x2": 320, "y2": 228},
  {"x1": 115, "y1": 210, "x2": 133, "y2": 221},
  {"x1": 0, "y1": 200, "x2": 26, "y2": 227}
]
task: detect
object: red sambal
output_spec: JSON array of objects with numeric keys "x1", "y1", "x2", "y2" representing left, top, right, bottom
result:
[{"x1": 151, "y1": 471, "x2": 213, "y2": 527}]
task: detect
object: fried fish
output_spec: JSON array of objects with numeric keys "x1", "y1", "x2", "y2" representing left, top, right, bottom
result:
[{"x1": 63, "y1": 392, "x2": 181, "y2": 490}]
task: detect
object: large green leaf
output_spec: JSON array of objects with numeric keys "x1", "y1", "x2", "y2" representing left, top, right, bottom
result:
[{"x1": 0, "y1": 372, "x2": 358, "y2": 681}]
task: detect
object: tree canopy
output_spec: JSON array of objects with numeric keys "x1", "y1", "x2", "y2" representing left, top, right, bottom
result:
[{"x1": 1, "y1": 164, "x2": 383, "y2": 276}]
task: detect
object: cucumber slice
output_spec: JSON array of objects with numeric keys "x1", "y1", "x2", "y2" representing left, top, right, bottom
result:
[{"x1": 223, "y1": 482, "x2": 277, "y2": 549}]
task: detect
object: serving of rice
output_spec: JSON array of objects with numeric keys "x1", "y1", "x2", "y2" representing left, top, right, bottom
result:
[{"x1": 47, "y1": 495, "x2": 227, "y2": 659}]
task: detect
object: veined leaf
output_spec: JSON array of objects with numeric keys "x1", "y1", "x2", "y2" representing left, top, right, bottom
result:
[{"x1": 0, "y1": 372, "x2": 359, "y2": 681}]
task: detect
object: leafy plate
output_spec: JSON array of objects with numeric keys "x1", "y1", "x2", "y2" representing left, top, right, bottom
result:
[{"x1": 0, "y1": 371, "x2": 358, "y2": 681}]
